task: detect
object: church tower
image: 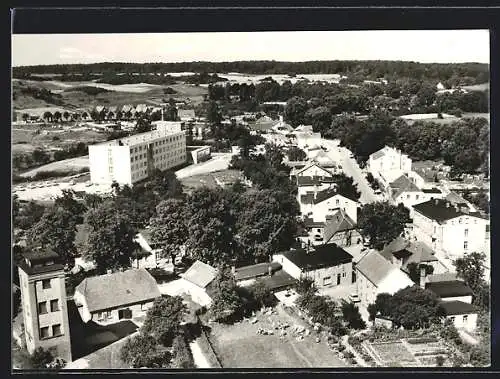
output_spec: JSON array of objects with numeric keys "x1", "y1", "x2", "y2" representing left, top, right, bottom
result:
[{"x1": 18, "y1": 250, "x2": 72, "y2": 362}]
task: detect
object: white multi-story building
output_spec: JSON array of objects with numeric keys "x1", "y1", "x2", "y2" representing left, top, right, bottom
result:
[
  {"x1": 368, "y1": 145, "x2": 412, "y2": 186},
  {"x1": 89, "y1": 126, "x2": 186, "y2": 186},
  {"x1": 412, "y1": 198, "x2": 490, "y2": 259}
]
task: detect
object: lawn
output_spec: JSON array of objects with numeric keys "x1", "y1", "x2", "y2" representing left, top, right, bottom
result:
[
  {"x1": 365, "y1": 341, "x2": 418, "y2": 366},
  {"x1": 206, "y1": 305, "x2": 346, "y2": 368}
]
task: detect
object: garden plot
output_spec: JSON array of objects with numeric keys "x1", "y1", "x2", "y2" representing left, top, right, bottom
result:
[{"x1": 363, "y1": 340, "x2": 418, "y2": 366}]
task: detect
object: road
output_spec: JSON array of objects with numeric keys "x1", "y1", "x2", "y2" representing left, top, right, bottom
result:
[
  {"x1": 320, "y1": 138, "x2": 378, "y2": 204},
  {"x1": 190, "y1": 340, "x2": 212, "y2": 368}
]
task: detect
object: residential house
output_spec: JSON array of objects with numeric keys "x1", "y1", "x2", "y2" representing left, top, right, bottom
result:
[
  {"x1": 299, "y1": 187, "x2": 359, "y2": 224},
  {"x1": 389, "y1": 175, "x2": 445, "y2": 214},
  {"x1": 74, "y1": 268, "x2": 161, "y2": 324},
  {"x1": 412, "y1": 198, "x2": 489, "y2": 258},
  {"x1": 273, "y1": 243, "x2": 353, "y2": 288},
  {"x1": 445, "y1": 191, "x2": 477, "y2": 212},
  {"x1": 299, "y1": 217, "x2": 327, "y2": 245},
  {"x1": 178, "y1": 109, "x2": 196, "y2": 121},
  {"x1": 295, "y1": 132, "x2": 323, "y2": 151},
  {"x1": 323, "y1": 209, "x2": 363, "y2": 247},
  {"x1": 424, "y1": 276, "x2": 477, "y2": 332},
  {"x1": 380, "y1": 237, "x2": 448, "y2": 275},
  {"x1": 177, "y1": 260, "x2": 218, "y2": 307},
  {"x1": 234, "y1": 262, "x2": 297, "y2": 292},
  {"x1": 272, "y1": 116, "x2": 294, "y2": 134},
  {"x1": 368, "y1": 145, "x2": 412, "y2": 186},
  {"x1": 355, "y1": 250, "x2": 414, "y2": 309}
]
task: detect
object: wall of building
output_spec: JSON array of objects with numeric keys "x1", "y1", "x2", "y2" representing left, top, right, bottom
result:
[
  {"x1": 90, "y1": 300, "x2": 154, "y2": 325},
  {"x1": 356, "y1": 271, "x2": 377, "y2": 309},
  {"x1": 89, "y1": 145, "x2": 132, "y2": 185},
  {"x1": 272, "y1": 254, "x2": 302, "y2": 280},
  {"x1": 446, "y1": 313, "x2": 477, "y2": 332},
  {"x1": 326, "y1": 229, "x2": 363, "y2": 247},
  {"x1": 441, "y1": 216, "x2": 489, "y2": 258},
  {"x1": 304, "y1": 261, "x2": 353, "y2": 288},
  {"x1": 440, "y1": 295, "x2": 473, "y2": 304},
  {"x1": 297, "y1": 165, "x2": 333, "y2": 178},
  {"x1": 312, "y1": 195, "x2": 358, "y2": 223},
  {"x1": 18, "y1": 267, "x2": 72, "y2": 362}
]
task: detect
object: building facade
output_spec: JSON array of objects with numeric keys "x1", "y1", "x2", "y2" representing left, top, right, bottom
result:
[
  {"x1": 89, "y1": 127, "x2": 186, "y2": 186},
  {"x1": 18, "y1": 251, "x2": 72, "y2": 362},
  {"x1": 412, "y1": 199, "x2": 490, "y2": 258},
  {"x1": 368, "y1": 145, "x2": 412, "y2": 185}
]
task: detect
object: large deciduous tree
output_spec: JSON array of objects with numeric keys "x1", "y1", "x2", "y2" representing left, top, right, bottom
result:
[
  {"x1": 209, "y1": 265, "x2": 244, "y2": 323},
  {"x1": 184, "y1": 188, "x2": 235, "y2": 266},
  {"x1": 83, "y1": 200, "x2": 139, "y2": 273},
  {"x1": 141, "y1": 296, "x2": 186, "y2": 346},
  {"x1": 284, "y1": 97, "x2": 308, "y2": 127},
  {"x1": 358, "y1": 202, "x2": 411, "y2": 250},
  {"x1": 120, "y1": 334, "x2": 170, "y2": 368},
  {"x1": 149, "y1": 199, "x2": 187, "y2": 259},
  {"x1": 27, "y1": 207, "x2": 78, "y2": 266},
  {"x1": 286, "y1": 146, "x2": 307, "y2": 162},
  {"x1": 453, "y1": 252, "x2": 488, "y2": 308},
  {"x1": 54, "y1": 189, "x2": 87, "y2": 224}
]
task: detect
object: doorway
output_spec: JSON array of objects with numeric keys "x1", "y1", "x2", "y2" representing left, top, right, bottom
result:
[
  {"x1": 337, "y1": 273, "x2": 341, "y2": 285},
  {"x1": 118, "y1": 308, "x2": 132, "y2": 319}
]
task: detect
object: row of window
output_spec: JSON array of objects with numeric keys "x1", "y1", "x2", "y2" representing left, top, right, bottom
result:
[
  {"x1": 97, "y1": 311, "x2": 112, "y2": 321},
  {"x1": 131, "y1": 136, "x2": 183, "y2": 154},
  {"x1": 450, "y1": 315, "x2": 469, "y2": 323},
  {"x1": 40, "y1": 324, "x2": 62, "y2": 340},
  {"x1": 38, "y1": 299, "x2": 59, "y2": 314}
]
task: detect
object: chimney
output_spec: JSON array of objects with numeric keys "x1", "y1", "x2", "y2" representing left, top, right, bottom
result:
[
  {"x1": 434, "y1": 198, "x2": 439, "y2": 205},
  {"x1": 446, "y1": 202, "x2": 450, "y2": 208},
  {"x1": 231, "y1": 265, "x2": 236, "y2": 275},
  {"x1": 107, "y1": 269, "x2": 112, "y2": 275},
  {"x1": 454, "y1": 204, "x2": 460, "y2": 212},
  {"x1": 161, "y1": 107, "x2": 164, "y2": 121},
  {"x1": 279, "y1": 115, "x2": 284, "y2": 123},
  {"x1": 419, "y1": 266, "x2": 426, "y2": 289},
  {"x1": 268, "y1": 265, "x2": 273, "y2": 277}
]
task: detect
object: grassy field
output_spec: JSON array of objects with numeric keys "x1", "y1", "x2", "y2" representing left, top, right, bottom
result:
[
  {"x1": 13, "y1": 78, "x2": 208, "y2": 111},
  {"x1": 206, "y1": 306, "x2": 346, "y2": 368},
  {"x1": 462, "y1": 83, "x2": 489, "y2": 92},
  {"x1": 20, "y1": 156, "x2": 90, "y2": 178}
]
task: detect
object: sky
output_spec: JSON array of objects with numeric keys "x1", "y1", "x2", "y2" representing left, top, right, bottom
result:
[{"x1": 12, "y1": 30, "x2": 490, "y2": 67}]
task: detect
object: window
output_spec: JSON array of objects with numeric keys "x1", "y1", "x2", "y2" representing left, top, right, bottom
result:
[
  {"x1": 52, "y1": 324, "x2": 62, "y2": 337},
  {"x1": 450, "y1": 316, "x2": 455, "y2": 322},
  {"x1": 317, "y1": 228, "x2": 321, "y2": 233},
  {"x1": 50, "y1": 299, "x2": 59, "y2": 312},
  {"x1": 38, "y1": 302, "x2": 48, "y2": 314},
  {"x1": 336, "y1": 199, "x2": 340, "y2": 206},
  {"x1": 464, "y1": 241, "x2": 468, "y2": 250},
  {"x1": 323, "y1": 276, "x2": 332, "y2": 285},
  {"x1": 416, "y1": 195, "x2": 419, "y2": 200},
  {"x1": 407, "y1": 194, "x2": 410, "y2": 199},
  {"x1": 463, "y1": 315, "x2": 468, "y2": 322},
  {"x1": 464, "y1": 229, "x2": 468, "y2": 238},
  {"x1": 42, "y1": 279, "x2": 51, "y2": 289},
  {"x1": 40, "y1": 327, "x2": 49, "y2": 339},
  {"x1": 459, "y1": 218, "x2": 462, "y2": 224},
  {"x1": 342, "y1": 272, "x2": 346, "y2": 277}
]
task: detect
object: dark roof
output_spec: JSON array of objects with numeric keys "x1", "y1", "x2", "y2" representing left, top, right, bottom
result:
[
  {"x1": 297, "y1": 176, "x2": 336, "y2": 187},
  {"x1": 324, "y1": 209, "x2": 357, "y2": 243},
  {"x1": 413, "y1": 198, "x2": 486, "y2": 223},
  {"x1": 17, "y1": 261, "x2": 65, "y2": 275},
  {"x1": 281, "y1": 243, "x2": 353, "y2": 270},
  {"x1": 381, "y1": 237, "x2": 438, "y2": 265},
  {"x1": 295, "y1": 163, "x2": 333, "y2": 177},
  {"x1": 257, "y1": 269, "x2": 298, "y2": 291},
  {"x1": 440, "y1": 300, "x2": 477, "y2": 316},
  {"x1": 234, "y1": 262, "x2": 282, "y2": 281},
  {"x1": 422, "y1": 188, "x2": 442, "y2": 194},
  {"x1": 300, "y1": 187, "x2": 358, "y2": 205},
  {"x1": 75, "y1": 268, "x2": 161, "y2": 313},
  {"x1": 390, "y1": 175, "x2": 420, "y2": 199},
  {"x1": 303, "y1": 217, "x2": 326, "y2": 229},
  {"x1": 425, "y1": 280, "x2": 473, "y2": 298},
  {"x1": 23, "y1": 250, "x2": 59, "y2": 262}
]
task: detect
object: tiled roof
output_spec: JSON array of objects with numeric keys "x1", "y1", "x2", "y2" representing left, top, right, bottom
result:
[
  {"x1": 75, "y1": 268, "x2": 161, "y2": 313},
  {"x1": 425, "y1": 280, "x2": 473, "y2": 298},
  {"x1": 300, "y1": 187, "x2": 358, "y2": 205},
  {"x1": 422, "y1": 188, "x2": 442, "y2": 194},
  {"x1": 234, "y1": 262, "x2": 282, "y2": 281},
  {"x1": 370, "y1": 147, "x2": 388, "y2": 160},
  {"x1": 303, "y1": 217, "x2": 326, "y2": 229},
  {"x1": 23, "y1": 250, "x2": 59, "y2": 262},
  {"x1": 413, "y1": 199, "x2": 486, "y2": 223},
  {"x1": 280, "y1": 243, "x2": 353, "y2": 270},
  {"x1": 390, "y1": 175, "x2": 421, "y2": 199},
  {"x1": 182, "y1": 260, "x2": 217, "y2": 289},
  {"x1": 440, "y1": 300, "x2": 477, "y2": 316},
  {"x1": 256, "y1": 269, "x2": 298, "y2": 291},
  {"x1": 324, "y1": 209, "x2": 357, "y2": 243},
  {"x1": 297, "y1": 176, "x2": 336, "y2": 187},
  {"x1": 178, "y1": 109, "x2": 196, "y2": 119},
  {"x1": 295, "y1": 162, "x2": 333, "y2": 177},
  {"x1": 381, "y1": 237, "x2": 438, "y2": 265},
  {"x1": 356, "y1": 250, "x2": 399, "y2": 286},
  {"x1": 426, "y1": 272, "x2": 459, "y2": 283}
]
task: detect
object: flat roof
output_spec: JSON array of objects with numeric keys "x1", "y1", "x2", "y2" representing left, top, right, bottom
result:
[{"x1": 93, "y1": 128, "x2": 184, "y2": 148}]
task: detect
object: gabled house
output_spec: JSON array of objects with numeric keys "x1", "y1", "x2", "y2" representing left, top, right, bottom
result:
[
  {"x1": 323, "y1": 209, "x2": 362, "y2": 247},
  {"x1": 74, "y1": 268, "x2": 161, "y2": 324},
  {"x1": 273, "y1": 243, "x2": 353, "y2": 288},
  {"x1": 412, "y1": 198, "x2": 489, "y2": 258},
  {"x1": 389, "y1": 174, "x2": 422, "y2": 205},
  {"x1": 355, "y1": 250, "x2": 414, "y2": 308},
  {"x1": 380, "y1": 237, "x2": 447, "y2": 274},
  {"x1": 445, "y1": 191, "x2": 477, "y2": 212},
  {"x1": 233, "y1": 262, "x2": 297, "y2": 292},
  {"x1": 299, "y1": 187, "x2": 359, "y2": 224},
  {"x1": 178, "y1": 260, "x2": 218, "y2": 307},
  {"x1": 424, "y1": 275, "x2": 477, "y2": 332},
  {"x1": 368, "y1": 145, "x2": 412, "y2": 186},
  {"x1": 178, "y1": 109, "x2": 196, "y2": 121}
]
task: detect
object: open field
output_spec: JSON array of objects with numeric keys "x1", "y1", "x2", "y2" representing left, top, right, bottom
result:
[
  {"x1": 206, "y1": 305, "x2": 346, "y2": 368},
  {"x1": 19, "y1": 156, "x2": 89, "y2": 178}
]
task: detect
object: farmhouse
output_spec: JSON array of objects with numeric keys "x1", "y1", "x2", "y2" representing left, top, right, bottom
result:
[
  {"x1": 412, "y1": 198, "x2": 489, "y2": 258},
  {"x1": 233, "y1": 262, "x2": 297, "y2": 291},
  {"x1": 74, "y1": 268, "x2": 161, "y2": 324},
  {"x1": 273, "y1": 243, "x2": 353, "y2": 288},
  {"x1": 355, "y1": 250, "x2": 414, "y2": 309},
  {"x1": 439, "y1": 301, "x2": 478, "y2": 332},
  {"x1": 323, "y1": 209, "x2": 362, "y2": 247}
]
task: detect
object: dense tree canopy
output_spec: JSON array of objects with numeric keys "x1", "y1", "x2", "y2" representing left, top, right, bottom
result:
[
  {"x1": 149, "y1": 199, "x2": 187, "y2": 259},
  {"x1": 120, "y1": 334, "x2": 170, "y2": 368},
  {"x1": 358, "y1": 202, "x2": 411, "y2": 250},
  {"x1": 209, "y1": 266, "x2": 244, "y2": 323},
  {"x1": 141, "y1": 296, "x2": 186, "y2": 346},
  {"x1": 453, "y1": 252, "x2": 489, "y2": 309}
]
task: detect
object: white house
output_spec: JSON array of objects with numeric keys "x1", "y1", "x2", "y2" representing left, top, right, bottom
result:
[
  {"x1": 355, "y1": 250, "x2": 414, "y2": 309},
  {"x1": 389, "y1": 175, "x2": 445, "y2": 214},
  {"x1": 299, "y1": 188, "x2": 359, "y2": 224},
  {"x1": 74, "y1": 268, "x2": 161, "y2": 324},
  {"x1": 177, "y1": 260, "x2": 217, "y2": 307},
  {"x1": 412, "y1": 198, "x2": 490, "y2": 258},
  {"x1": 273, "y1": 243, "x2": 354, "y2": 288},
  {"x1": 440, "y1": 301, "x2": 478, "y2": 332},
  {"x1": 368, "y1": 146, "x2": 412, "y2": 186}
]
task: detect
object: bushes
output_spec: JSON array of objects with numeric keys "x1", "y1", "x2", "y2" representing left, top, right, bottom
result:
[
  {"x1": 171, "y1": 334, "x2": 195, "y2": 369},
  {"x1": 30, "y1": 347, "x2": 54, "y2": 369}
]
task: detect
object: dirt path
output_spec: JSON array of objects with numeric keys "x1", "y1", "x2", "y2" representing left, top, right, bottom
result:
[{"x1": 189, "y1": 340, "x2": 211, "y2": 368}]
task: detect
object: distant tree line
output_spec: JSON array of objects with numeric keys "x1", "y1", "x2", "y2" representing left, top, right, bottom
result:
[{"x1": 12, "y1": 61, "x2": 489, "y2": 84}]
